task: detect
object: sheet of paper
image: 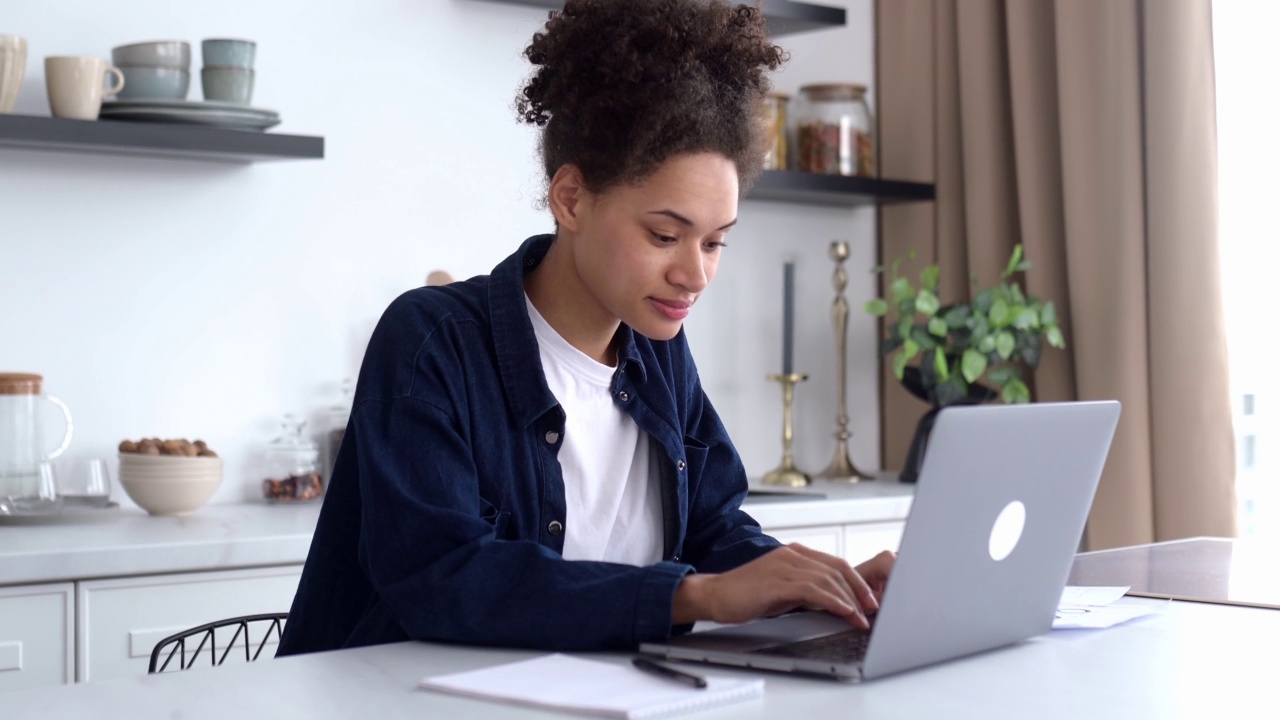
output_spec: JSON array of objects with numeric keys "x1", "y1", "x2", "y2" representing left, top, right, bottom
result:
[
  {"x1": 1053, "y1": 603, "x2": 1164, "y2": 630},
  {"x1": 1059, "y1": 585, "x2": 1130, "y2": 607}
]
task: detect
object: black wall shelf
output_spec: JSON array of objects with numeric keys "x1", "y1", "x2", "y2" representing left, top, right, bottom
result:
[
  {"x1": 0, "y1": 114, "x2": 324, "y2": 163},
  {"x1": 748, "y1": 171, "x2": 935, "y2": 207},
  {"x1": 468, "y1": 0, "x2": 845, "y2": 36}
]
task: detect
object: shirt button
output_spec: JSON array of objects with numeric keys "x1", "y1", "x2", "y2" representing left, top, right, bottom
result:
[
  {"x1": 548, "y1": 520, "x2": 564, "y2": 536},
  {"x1": 677, "y1": 459, "x2": 687, "y2": 471},
  {"x1": 544, "y1": 431, "x2": 559, "y2": 444},
  {"x1": 618, "y1": 391, "x2": 630, "y2": 402}
]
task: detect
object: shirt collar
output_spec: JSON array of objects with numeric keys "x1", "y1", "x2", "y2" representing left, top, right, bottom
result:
[{"x1": 488, "y1": 235, "x2": 649, "y2": 427}]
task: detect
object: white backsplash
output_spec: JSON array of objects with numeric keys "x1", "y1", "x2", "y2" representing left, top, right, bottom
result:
[{"x1": 0, "y1": 0, "x2": 882, "y2": 508}]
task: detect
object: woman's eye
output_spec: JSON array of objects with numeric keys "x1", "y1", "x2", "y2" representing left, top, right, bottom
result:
[{"x1": 651, "y1": 232, "x2": 678, "y2": 244}]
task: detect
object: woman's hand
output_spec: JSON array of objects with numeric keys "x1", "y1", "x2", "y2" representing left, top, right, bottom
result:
[{"x1": 672, "y1": 546, "x2": 897, "y2": 629}]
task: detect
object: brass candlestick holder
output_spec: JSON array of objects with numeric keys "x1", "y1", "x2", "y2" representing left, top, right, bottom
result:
[
  {"x1": 762, "y1": 373, "x2": 810, "y2": 487},
  {"x1": 815, "y1": 240, "x2": 873, "y2": 482}
]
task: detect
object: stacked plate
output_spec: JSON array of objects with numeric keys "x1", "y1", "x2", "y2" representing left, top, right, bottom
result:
[
  {"x1": 99, "y1": 99, "x2": 281, "y2": 131},
  {"x1": 118, "y1": 453, "x2": 223, "y2": 515}
]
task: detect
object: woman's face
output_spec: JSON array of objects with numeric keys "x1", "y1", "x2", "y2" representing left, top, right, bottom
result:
[{"x1": 569, "y1": 152, "x2": 739, "y2": 342}]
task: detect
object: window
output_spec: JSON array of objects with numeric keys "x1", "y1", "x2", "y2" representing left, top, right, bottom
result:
[{"x1": 1213, "y1": 1, "x2": 1280, "y2": 540}]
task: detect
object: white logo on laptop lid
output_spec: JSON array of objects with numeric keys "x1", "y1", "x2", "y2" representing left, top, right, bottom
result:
[{"x1": 988, "y1": 500, "x2": 1026, "y2": 561}]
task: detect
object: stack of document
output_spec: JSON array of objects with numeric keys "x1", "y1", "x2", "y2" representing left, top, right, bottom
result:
[
  {"x1": 420, "y1": 653, "x2": 763, "y2": 719},
  {"x1": 1055, "y1": 586, "x2": 1165, "y2": 629}
]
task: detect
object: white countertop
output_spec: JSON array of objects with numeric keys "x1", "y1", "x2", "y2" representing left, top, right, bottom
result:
[
  {"x1": 0, "y1": 479, "x2": 914, "y2": 587},
  {"x1": 3, "y1": 597, "x2": 1272, "y2": 719},
  {"x1": 0, "y1": 503, "x2": 323, "y2": 587}
]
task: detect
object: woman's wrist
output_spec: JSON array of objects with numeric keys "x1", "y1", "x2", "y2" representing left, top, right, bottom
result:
[{"x1": 672, "y1": 573, "x2": 714, "y2": 625}]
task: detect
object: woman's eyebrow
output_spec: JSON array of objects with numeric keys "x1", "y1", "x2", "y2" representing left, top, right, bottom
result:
[{"x1": 647, "y1": 209, "x2": 738, "y2": 231}]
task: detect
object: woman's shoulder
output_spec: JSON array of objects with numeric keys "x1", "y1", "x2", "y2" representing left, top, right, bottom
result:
[{"x1": 368, "y1": 277, "x2": 493, "y2": 355}]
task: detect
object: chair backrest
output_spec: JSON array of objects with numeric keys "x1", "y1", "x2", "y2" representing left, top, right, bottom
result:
[{"x1": 148, "y1": 613, "x2": 288, "y2": 674}]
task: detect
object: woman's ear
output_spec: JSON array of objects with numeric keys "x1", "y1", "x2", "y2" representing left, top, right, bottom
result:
[{"x1": 548, "y1": 164, "x2": 588, "y2": 232}]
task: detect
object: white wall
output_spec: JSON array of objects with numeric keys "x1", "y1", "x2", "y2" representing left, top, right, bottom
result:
[{"x1": 0, "y1": 0, "x2": 880, "y2": 509}]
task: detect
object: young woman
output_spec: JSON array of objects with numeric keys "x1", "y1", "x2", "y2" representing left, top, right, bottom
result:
[{"x1": 277, "y1": 0, "x2": 894, "y2": 656}]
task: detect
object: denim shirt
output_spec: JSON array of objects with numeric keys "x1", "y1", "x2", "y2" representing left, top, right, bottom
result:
[{"x1": 277, "y1": 234, "x2": 780, "y2": 656}]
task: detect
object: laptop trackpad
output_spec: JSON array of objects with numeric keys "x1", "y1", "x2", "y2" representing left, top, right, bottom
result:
[{"x1": 666, "y1": 612, "x2": 853, "y2": 653}]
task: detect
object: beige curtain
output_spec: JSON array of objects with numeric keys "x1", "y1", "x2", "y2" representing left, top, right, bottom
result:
[{"x1": 875, "y1": 0, "x2": 1236, "y2": 549}]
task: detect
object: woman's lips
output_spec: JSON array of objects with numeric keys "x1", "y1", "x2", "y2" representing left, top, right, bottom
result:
[{"x1": 650, "y1": 298, "x2": 692, "y2": 320}]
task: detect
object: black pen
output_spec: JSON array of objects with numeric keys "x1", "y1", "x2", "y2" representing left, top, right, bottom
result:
[{"x1": 632, "y1": 657, "x2": 708, "y2": 689}]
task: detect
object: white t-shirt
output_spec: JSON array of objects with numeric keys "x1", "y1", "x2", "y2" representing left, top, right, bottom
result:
[{"x1": 525, "y1": 296, "x2": 663, "y2": 566}]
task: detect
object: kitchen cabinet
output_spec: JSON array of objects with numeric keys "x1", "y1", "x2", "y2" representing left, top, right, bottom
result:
[
  {"x1": 0, "y1": 485, "x2": 911, "y2": 693},
  {"x1": 0, "y1": 582, "x2": 74, "y2": 692},
  {"x1": 76, "y1": 566, "x2": 303, "y2": 682}
]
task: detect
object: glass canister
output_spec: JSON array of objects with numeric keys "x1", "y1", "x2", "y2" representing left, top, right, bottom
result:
[
  {"x1": 261, "y1": 414, "x2": 323, "y2": 503},
  {"x1": 324, "y1": 378, "x2": 354, "y2": 482},
  {"x1": 761, "y1": 91, "x2": 789, "y2": 171},
  {"x1": 795, "y1": 83, "x2": 875, "y2": 177}
]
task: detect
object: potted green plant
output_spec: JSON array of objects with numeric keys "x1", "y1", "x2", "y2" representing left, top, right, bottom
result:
[{"x1": 864, "y1": 244, "x2": 1066, "y2": 481}]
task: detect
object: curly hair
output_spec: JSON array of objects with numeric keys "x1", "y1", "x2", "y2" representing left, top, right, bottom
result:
[{"x1": 517, "y1": 0, "x2": 787, "y2": 197}]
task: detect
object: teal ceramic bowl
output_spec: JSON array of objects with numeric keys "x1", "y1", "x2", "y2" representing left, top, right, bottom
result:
[{"x1": 116, "y1": 66, "x2": 189, "y2": 100}]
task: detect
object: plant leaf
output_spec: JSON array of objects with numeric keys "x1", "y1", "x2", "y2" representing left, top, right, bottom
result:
[
  {"x1": 933, "y1": 347, "x2": 949, "y2": 380},
  {"x1": 1016, "y1": 331, "x2": 1043, "y2": 368},
  {"x1": 864, "y1": 298, "x2": 889, "y2": 317},
  {"x1": 1046, "y1": 325, "x2": 1066, "y2": 348},
  {"x1": 934, "y1": 375, "x2": 969, "y2": 407},
  {"x1": 1010, "y1": 283, "x2": 1026, "y2": 307},
  {"x1": 928, "y1": 316, "x2": 948, "y2": 337},
  {"x1": 1013, "y1": 307, "x2": 1039, "y2": 330},
  {"x1": 995, "y1": 331, "x2": 1016, "y2": 359},
  {"x1": 921, "y1": 265, "x2": 940, "y2": 292},
  {"x1": 893, "y1": 351, "x2": 909, "y2": 380},
  {"x1": 1004, "y1": 244, "x2": 1024, "y2": 278},
  {"x1": 961, "y1": 349, "x2": 988, "y2": 384},
  {"x1": 898, "y1": 318, "x2": 913, "y2": 342},
  {"x1": 987, "y1": 366, "x2": 1017, "y2": 386},
  {"x1": 915, "y1": 289, "x2": 940, "y2": 317},
  {"x1": 891, "y1": 277, "x2": 914, "y2": 306},
  {"x1": 944, "y1": 304, "x2": 970, "y2": 329},
  {"x1": 1040, "y1": 301, "x2": 1057, "y2": 327},
  {"x1": 902, "y1": 339, "x2": 920, "y2": 361},
  {"x1": 879, "y1": 336, "x2": 903, "y2": 357},
  {"x1": 911, "y1": 328, "x2": 937, "y2": 351},
  {"x1": 989, "y1": 298, "x2": 1011, "y2": 327},
  {"x1": 1002, "y1": 379, "x2": 1031, "y2": 404},
  {"x1": 973, "y1": 290, "x2": 995, "y2": 316}
]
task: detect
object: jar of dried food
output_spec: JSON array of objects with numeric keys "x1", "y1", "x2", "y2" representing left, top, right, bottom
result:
[
  {"x1": 795, "y1": 83, "x2": 874, "y2": 177},
  {"x1": 762, "y1": 91, "x2": 789, "y2": 171},
  {"x1": 261, "y1": 414, "x2": 323, "y2": 503}
]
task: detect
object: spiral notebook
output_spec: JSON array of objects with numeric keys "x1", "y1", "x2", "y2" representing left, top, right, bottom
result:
[{"x1": 418, "y1": 653, "x2": 764, "y2": 719}]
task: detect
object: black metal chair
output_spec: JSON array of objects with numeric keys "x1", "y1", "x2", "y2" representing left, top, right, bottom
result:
[{"x1": 148, "y1": 613, "x2": 288, "y2": 674}]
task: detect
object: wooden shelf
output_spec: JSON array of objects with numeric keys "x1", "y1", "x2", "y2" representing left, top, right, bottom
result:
[
  {"x1": 468, "y1": 0, "x2": 845, "y2": 36},
  {"x1": 747, "y1": 171, "x2": 936, "y2": 207},
  {"x1": 0, "y1": 114, "x2": 324, "y2": 163}
]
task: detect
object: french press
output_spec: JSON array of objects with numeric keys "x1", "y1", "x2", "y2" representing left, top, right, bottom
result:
[{"x1": 0, "y1": 373, "x2": 73, "y2": 514}]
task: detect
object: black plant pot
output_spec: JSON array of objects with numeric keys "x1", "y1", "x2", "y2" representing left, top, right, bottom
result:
[{"x1": 897, "y1": 367, "x2": 997, "y2": 483}]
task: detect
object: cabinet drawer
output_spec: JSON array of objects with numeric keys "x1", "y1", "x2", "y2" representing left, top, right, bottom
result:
[
  {"x1": 77, "y1": 565, "x2": 301, "y2": 682},
  {"x1": 843, "y1": 521, "x2": 905, "y2": 565},
  {"x1": 768, "y1": 525, "x2": 844, "y2": 557},
  {"x1": 0, "y1": 583, "x2": 74, "y2": 693}
]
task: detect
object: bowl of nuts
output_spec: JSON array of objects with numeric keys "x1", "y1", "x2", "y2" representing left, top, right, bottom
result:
[{"x1": 117, "y1": 438, "x2": 222, "y2": 516}]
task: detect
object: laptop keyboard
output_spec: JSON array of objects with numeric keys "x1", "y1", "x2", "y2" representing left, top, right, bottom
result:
[{"x1": 750, "y1": 627, "x2": 873, "y2": 664}]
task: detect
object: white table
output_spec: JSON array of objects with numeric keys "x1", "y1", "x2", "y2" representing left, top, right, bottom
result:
[{"x1": 1, "y1": 597, "x2": 1273, "y2": 719}]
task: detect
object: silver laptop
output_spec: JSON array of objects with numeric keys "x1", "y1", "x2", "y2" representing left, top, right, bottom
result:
[{"x1": 640, "y1": 400, "x2": 1121, "y2": 682}]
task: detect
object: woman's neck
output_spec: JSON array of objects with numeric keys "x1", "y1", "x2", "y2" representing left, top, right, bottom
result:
[{"x1": 524, "y1": 234, "x2": 621, "y2": 366}]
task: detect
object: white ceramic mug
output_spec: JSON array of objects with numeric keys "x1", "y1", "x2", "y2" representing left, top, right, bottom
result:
[
  {"x1": 0, "y1": 35, "x2": 27, "y2": 114},
  {"x1": 44, "y1": 55, "x2": 125, "y2": 120}
]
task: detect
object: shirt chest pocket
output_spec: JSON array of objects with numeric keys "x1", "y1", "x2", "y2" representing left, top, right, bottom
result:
[{"x1": 682, "y1": 435, "x2": 710, "y2": 483}]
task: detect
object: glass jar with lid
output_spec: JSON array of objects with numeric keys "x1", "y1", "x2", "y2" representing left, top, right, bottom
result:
[
  {"x1": 761, "y1": 91, "x2": 789, "y2": 171},
  {"x1": 795, "y1": 83, "x2": 875, "y2": 177},
  {"x1": 261, "y1": 414, "x2": 323, "y2": 503}
]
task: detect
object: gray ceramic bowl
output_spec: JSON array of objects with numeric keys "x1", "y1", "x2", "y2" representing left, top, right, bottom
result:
[
  {"x1": 111, "y1": 41, "x2": 190, "y2": 69},
  {"x1": 201, "y1": 38, "x2": 256, "y2": 69},
  {"x1": 116, "y1": 66, "x2": 189, "y2": 100},
  {"x1": 201, "y1": 67, "x2": 254, "y2": 104}
]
